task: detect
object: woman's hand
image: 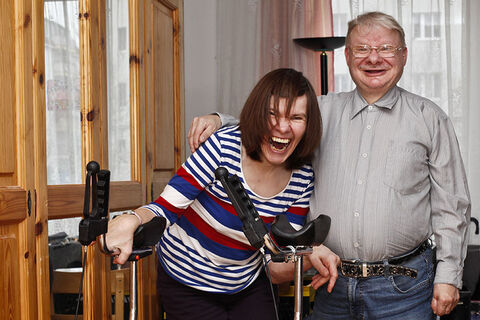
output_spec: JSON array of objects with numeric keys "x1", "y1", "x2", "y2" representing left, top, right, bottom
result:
[{"x1": 104, "y1": 214, "x2": 141, "y2": 265}]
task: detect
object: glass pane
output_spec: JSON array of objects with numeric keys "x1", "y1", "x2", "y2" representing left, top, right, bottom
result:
[
  {"x1": 44, "y1": 1, "x2": 82, "y2": 185},
  {"x1": 106, "y1": 0, "x2": 131, "y2": 181}
]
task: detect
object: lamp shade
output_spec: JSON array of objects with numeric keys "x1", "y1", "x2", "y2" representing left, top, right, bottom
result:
[{"x1": 294, "y1": 36, "x2": 346, "y2": 51}]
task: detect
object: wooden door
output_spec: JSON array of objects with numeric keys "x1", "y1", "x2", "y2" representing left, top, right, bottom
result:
[
  {"x1": 140, "y1": 0, "x2": 185, "y2": 318},
  {"x1": 145, "y1": 0, "x2": 184, "y2": 198},
  {"x1": 0, "y1": 0, "x2": 184, "y2": 318},
  {"x1": 0, "y1": 1, "x2": 37, "y2": 319}
]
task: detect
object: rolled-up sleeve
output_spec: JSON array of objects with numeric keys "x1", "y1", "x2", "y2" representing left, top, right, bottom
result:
[
  {"x1": 216, "y1": 112, "x2": 239, "y2": 127},
  {"x1": 428, "y1": 114, "x2": 471, "y2": 288}
]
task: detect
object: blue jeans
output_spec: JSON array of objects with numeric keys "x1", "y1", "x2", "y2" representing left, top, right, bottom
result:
[{"x1": 307, "y1": 247, "x2": 435, "y2": 320}]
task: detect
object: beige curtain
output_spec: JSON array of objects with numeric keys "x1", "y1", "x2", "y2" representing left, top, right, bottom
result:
[{"x1": 216, "y1": 0, "x2": 334, "y2": 117}]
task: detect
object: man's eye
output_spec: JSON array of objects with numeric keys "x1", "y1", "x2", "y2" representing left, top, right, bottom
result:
[
  {"x1": 354, "y1": 47, "x2": 369, "y2": 53},
  {"x1": 379, "y1": 45, "x2": 394, "y2": 53}
]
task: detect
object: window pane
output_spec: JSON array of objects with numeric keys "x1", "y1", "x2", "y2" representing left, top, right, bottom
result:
[
  {"x1": 106, "y1": 0, "x2": 131, "y2": 181},
  {"x1": 44, "y1": 1, "x2": 82, "y2": 185},
  {"x1": 413, "y1": 13, "x2": 421, "y2": 38}
]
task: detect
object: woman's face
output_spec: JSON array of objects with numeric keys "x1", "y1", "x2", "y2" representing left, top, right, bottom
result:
[{"x1": 260, "y1": 95, "x2": 308, "y2": 167}]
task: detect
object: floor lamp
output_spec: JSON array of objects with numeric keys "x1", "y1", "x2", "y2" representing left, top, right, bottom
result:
[{"x1": 294, "y1": 36, "x2": 346, "y2": 95}]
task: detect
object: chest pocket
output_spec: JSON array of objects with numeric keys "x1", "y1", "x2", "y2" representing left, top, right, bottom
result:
[{"x1": 383, "y1": 145, "x2": 429, "y2": 195}]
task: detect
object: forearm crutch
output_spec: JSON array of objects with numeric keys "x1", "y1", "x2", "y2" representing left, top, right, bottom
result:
[{"x1": 215, "y1": 167, "x2": 330, "y2": 320}]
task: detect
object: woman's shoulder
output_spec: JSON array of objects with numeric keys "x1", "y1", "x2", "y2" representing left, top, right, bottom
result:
[
  {"x1": 214, "y1": 125, "x2": 241, "y2": 145},
  {"x1": 291, "y1": 164, "x2": 315, "y2": 184}
]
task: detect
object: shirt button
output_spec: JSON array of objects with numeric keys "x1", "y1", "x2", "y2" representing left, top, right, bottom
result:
[
  {"x1": 366, "y1": 125, "x2": 372, "y2": 130},
  {"x1": 354, "y1": 242, "x2": 360, "y2": 248},
  {"x1": 357, "y1": 179, "x2": 363, "y2": 185},
  {"x1": 368, "y1": 105, "x2": 373, "y2": 111},
  {"x1": 354, "y1": 211, "x2": 360, "y2": 217},
  {"x1": 361, "y1": 153, "x2": 368, "y2": 158}
]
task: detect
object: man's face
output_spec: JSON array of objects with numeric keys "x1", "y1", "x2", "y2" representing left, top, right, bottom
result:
[{"x1": 345, "y1": 25, "x2": 407, "y2": 103}]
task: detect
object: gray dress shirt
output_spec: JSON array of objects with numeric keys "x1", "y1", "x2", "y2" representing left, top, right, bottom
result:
[{"x1": 219, "y1": 85, "x2": 471, "y2": 288}]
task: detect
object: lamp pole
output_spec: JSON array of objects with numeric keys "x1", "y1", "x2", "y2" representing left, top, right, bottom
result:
[{"x1": 294, "y1": 37, "x2": 346, "y2": 95}]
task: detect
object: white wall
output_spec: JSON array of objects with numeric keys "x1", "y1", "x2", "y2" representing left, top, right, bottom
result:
[{"x1": 184, "y1": 0, "x2": 217, "y2": 157}]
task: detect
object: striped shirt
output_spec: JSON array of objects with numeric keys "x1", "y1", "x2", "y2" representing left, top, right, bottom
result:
[{"x1": 142, "y1": 126, "x2": 315, "y2": 293}]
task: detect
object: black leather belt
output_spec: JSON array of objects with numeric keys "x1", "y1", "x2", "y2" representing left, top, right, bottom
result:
[{"x1": 340, "y1": 240, "x2": 430, "y2": 279}]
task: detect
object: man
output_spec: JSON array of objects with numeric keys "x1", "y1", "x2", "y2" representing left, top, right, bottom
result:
[{"x1": 188, "y1": 12, "x2": 471, "y2": 319}]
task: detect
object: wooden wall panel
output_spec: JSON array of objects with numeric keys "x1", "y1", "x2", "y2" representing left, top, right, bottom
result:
[
  {"x1": 33, "y1": 0, "x2": 51, "y2": 317},
  {"x1": 153, "y1": 3, "x2": 175, "y2": 170},
  {"x1": 0, "y1": 0, "x2": 16, "y2": 186},
  {"x1": 0, "y1": 226, "x2": 21, "y2": 320},
  {"x1": 0, "y1": 187, "x2": 26, "y2": 223}
]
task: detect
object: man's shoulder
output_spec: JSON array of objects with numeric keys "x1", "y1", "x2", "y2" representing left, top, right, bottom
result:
[
  {"x1": 317, "y1": 90, "x2": 355, "y2": 113},
  {"x1": 398, "y1": 87, "x2": 449, "y2": 120},
  {"x1": 317, "y1": 90, "x2": 354, "y2": 103}
]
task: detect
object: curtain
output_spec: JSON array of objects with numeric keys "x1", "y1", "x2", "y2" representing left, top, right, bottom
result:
[
  {"x1": 208, "y1": 0, "x2": 479, "y2": 244},
  {"x1": 216, "y1": 0, "x2": 334, "y2": 117},
  {"x1": 332, "y1": 0, "x2": 479, "y2": 245},
  {"x1": 465, "y1": 0, "x2": 480, "y2": 245}
]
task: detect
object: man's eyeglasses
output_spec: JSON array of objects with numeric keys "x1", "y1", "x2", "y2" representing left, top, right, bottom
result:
[{"x1": 350, "y1": 44, "x2": 403, "y2": 58}]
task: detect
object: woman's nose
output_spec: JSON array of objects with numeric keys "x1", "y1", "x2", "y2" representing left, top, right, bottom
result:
[{"x1": 276, "y1": 117, "x2": 290, "y2": 131}]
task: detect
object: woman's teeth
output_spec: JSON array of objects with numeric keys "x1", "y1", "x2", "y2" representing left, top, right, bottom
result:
[{"x1": 270, "y1": 137, "x2": 290, "y2": 151}]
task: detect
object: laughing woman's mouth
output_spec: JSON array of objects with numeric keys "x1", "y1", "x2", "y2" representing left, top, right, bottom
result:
[{"x1": 269, "y1": 137, "x2": 291, "y2": 151}]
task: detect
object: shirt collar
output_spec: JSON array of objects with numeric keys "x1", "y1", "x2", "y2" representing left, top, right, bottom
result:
[{"x1": 350, "y1": 86, "x2": 401, "y2": 119}]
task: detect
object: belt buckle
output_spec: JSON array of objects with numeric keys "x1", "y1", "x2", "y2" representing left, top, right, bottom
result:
[{"x1": 362, "y1": 262, "x2": 368, "y2": 278}]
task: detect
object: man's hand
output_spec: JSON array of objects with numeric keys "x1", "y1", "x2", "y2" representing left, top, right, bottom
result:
[
  {"x1": 431, "y1": 283, "x2": 459, "y2": 316},
  {"x1": 307, "y1": 245, "x2": 340, "y2": 292},
  {"x1": 188, "y1": 115, "x2": 221, "y2": 153}
]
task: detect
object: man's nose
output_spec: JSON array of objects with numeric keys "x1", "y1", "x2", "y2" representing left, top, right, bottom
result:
[{"x1": 366, "y1": 49, "x2": 382, "y2": 63}]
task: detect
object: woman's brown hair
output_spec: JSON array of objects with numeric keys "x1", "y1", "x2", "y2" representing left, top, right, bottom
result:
[{"x1": 239, "y1": 68, "x2": 322, "y2": 169}]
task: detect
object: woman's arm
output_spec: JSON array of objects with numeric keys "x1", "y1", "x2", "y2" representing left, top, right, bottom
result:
[{"x1": 105, "y1": 207, "x2": 156, "y2": 265}]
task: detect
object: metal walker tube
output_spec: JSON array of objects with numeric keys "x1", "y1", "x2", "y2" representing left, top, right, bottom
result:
[
  {"x1": 293, "y1": 256, "x2": 304, "y2": 320},
  {"x1": 130, "y1": 261, "x2": 137, "y2": 320}
]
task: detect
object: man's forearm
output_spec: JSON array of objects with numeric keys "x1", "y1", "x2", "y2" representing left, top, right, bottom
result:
[{"x1": 215, "y1": 112, "x2": 239, "y2": 127}]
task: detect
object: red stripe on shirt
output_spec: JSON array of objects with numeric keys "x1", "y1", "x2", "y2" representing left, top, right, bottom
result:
[
  {"x1": 177, "y1": 166, "x2": 203, "y2": 191},
  {"x1": 183, "y1": 207, "x2": 255, "y2": 251},
  {"x1": 154, "y1": 196, "x2": 184, "y2": 216},
  {"x1": 287, "y1": 206, "x2": 308, "y2": 216},
  {"x1": 208, "y1": 191, "x2": 275, "y2": 224}
]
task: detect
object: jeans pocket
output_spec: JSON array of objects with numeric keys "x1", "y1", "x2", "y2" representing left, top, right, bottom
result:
[{"x1": 389, "y1": 251, "x2": 434, "y2": 294}]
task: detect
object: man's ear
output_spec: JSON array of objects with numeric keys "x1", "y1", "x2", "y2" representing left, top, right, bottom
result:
[
  {"x1": 345, "y1": 47, "x2": 351, "y2": 65},
  {"x1": 402, "y1": 47, "x2": 408, "y2": 66}
]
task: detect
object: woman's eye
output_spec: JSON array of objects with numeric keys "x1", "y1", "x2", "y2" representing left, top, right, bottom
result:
[{"x1": 291, "y1": 116, "x2": 306, "y2": 122}]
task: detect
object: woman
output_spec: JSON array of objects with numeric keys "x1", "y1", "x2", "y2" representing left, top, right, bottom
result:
[{"x1": 105, "y1": 68, "x2": 322, "y2": 319}]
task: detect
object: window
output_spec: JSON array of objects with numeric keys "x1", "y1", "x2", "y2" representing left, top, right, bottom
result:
[
  {"x1": 334, "y1": 73, "x2": 355, "y2": 93},
  {"x1": 333, "y1": 13, "x2": 348, "y2": 36},
  {"x1": 118, "y1": 27, "x2": 127, "y2": 51},
  {"x1": 107, "y1": 0, "x2": 131, "y2": 181},
  {"x1": 44, "y1": 1, "x2": 81, "y2": 185},
  {"x1": 412, "y1": 73, "x2": 441, "y2": 102},
  {"x1": 413, "y1": 12, "x2": 441, "y2": 39}
]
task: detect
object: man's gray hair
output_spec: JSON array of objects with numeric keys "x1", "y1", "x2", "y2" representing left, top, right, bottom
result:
[{"x1": 346, "y1": 11, "x2": 406, "y2": 47}]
